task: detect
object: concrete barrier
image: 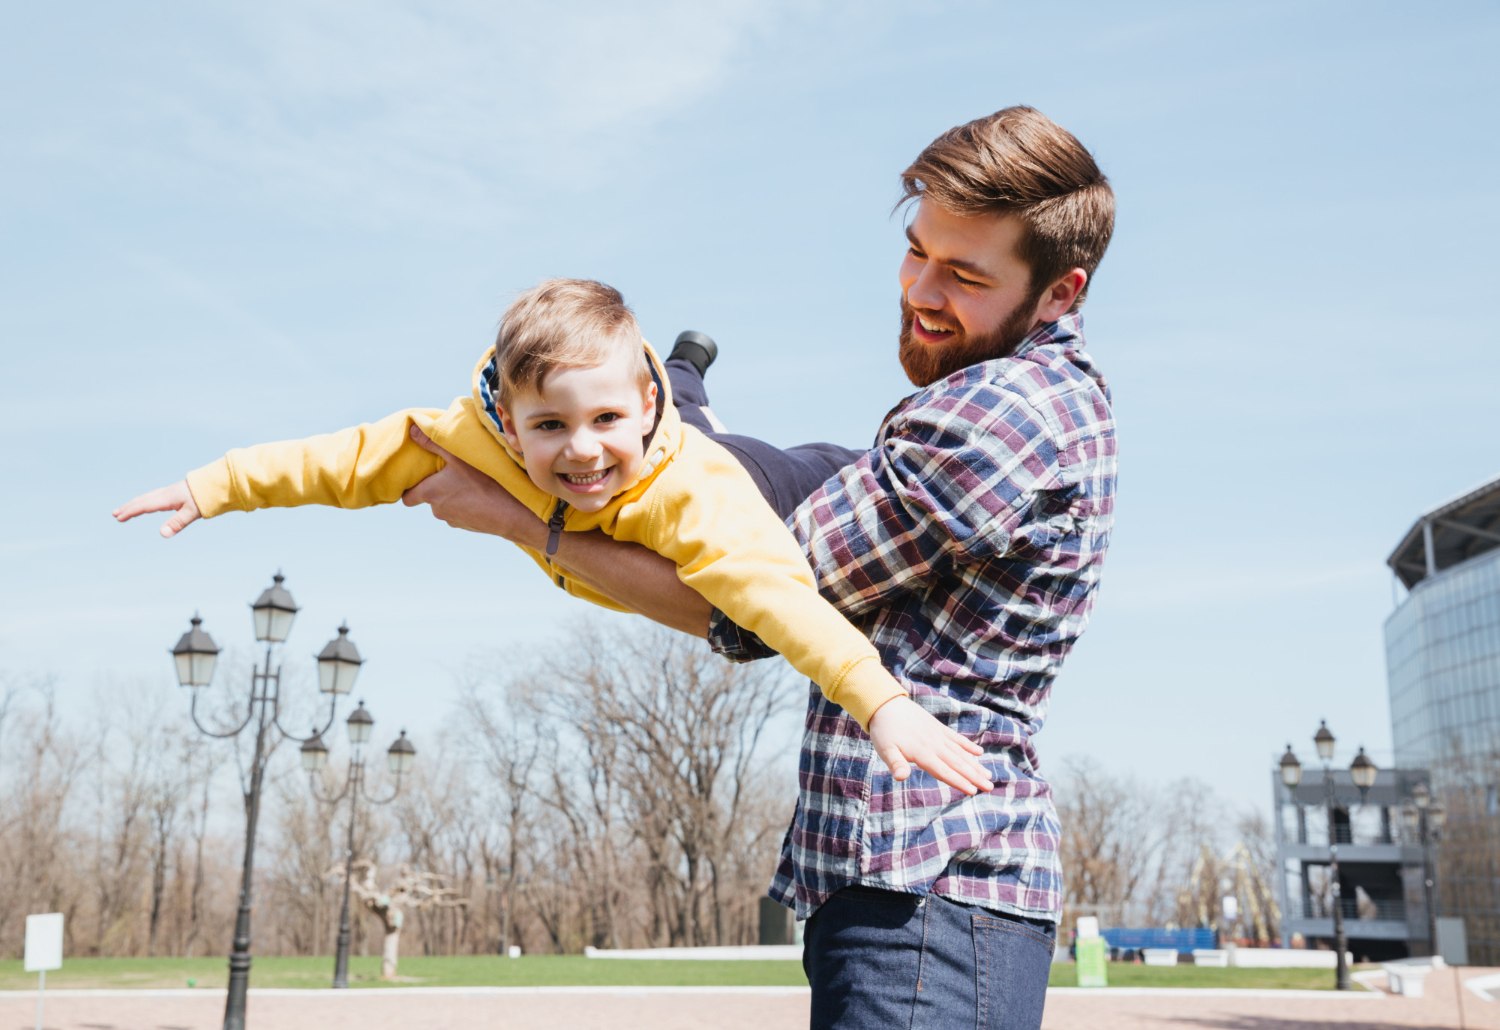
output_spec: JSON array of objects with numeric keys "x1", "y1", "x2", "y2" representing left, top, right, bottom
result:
[
  {"x1": 1192, "y1": 949, "x2": 1228, "y2": 967},
  {"x1": 1228, "y1": 948, "x2": 1345, "y2": 968},
  {"x1": 1382, "y1": 958, "x2": 1436, "y2": 997},
  {"x1": 1142, "y1": 949, "x2": 1178, "y2": 966}
]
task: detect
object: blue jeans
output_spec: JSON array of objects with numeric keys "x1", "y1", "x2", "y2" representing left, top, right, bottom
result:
[
  {"x1": 666, "y1": 357, "x2": 862, "y2": 520},
  {"x1": 803, "y1": 886, "x2": 1055, "y2": 1030}
]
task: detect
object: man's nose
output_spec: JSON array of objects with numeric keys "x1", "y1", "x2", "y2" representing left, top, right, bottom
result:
[{"x1": 905, "y1": 263, "x2": 945, "y2": 312}]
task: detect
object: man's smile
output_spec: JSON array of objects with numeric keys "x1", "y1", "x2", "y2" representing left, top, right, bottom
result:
[{"x1": 911, "y1": 310, "x2": 957, "y2": 343}]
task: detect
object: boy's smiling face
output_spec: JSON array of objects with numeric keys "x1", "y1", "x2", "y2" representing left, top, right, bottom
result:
[{"x1": 497, "y1": 347, "x2": 657, "y2": 513}]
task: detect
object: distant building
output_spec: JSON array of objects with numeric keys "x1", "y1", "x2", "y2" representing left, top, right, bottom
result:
[
  {"x1": 1385, "y1": 475, "x2": 1500, "y2": 964},
  {"x1": 1272, "y1": 766, "x2": 1432, "y2": 962}
]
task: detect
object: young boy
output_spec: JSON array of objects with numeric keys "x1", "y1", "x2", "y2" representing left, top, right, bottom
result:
[{"x1": 115, "y1": 278, "x2": 990, "y2": 794}]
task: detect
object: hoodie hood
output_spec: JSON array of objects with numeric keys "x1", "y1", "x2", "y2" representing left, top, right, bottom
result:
[{"x1": 469, "y1": 338, "x2": 681, "y2": 501}]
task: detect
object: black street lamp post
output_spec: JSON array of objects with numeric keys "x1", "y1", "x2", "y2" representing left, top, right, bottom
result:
[
  {"x1": 169, "y1": 573, "x2": 363, "y2": 1030},
  {"x1": 1278, "y1": 721, "x2": 1378, "y2": 992},
  {"x1": 301, "y1": 701, "x2": 416, "y2": 987},
  {"x1": 1402, "y1": 781, "x2": 1446, "y2": 958}
]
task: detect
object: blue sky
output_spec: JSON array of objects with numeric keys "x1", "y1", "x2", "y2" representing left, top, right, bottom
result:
[{"x1": 3, "y1": 1, "x2": 1497, "y2": 818}]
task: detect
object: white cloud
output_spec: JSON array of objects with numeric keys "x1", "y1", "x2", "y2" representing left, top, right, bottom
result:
[{"x1": 102, "y1": 0, "x2": 799, "y2": 227}]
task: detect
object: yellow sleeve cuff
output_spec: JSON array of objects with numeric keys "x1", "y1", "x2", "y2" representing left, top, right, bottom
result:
[{"x1": 827, "y1": 654, "x2": 909, "y2": 731}]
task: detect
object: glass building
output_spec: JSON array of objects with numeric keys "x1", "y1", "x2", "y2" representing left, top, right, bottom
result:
[{"x1": 1385, "y1": 476, "x2": 1500, "y2": 964}]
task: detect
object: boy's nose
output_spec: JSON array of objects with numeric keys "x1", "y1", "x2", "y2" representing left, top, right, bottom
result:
[{"x1": 563, "y1": 430, "x2": 602, "y2": 461}]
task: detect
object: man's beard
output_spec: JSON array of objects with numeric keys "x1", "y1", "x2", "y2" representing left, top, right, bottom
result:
[{"x1": 898, "y1": 295, "x2": 1042, "y2": 387}]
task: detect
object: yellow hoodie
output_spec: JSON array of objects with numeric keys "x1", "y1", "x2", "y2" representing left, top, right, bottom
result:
[{"x1": 185, "y1": 343, "x2": 906, "y2": 729}]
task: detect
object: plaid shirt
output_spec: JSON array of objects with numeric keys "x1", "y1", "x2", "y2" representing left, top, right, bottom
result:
[{"x1": 710, "y1": 312, "x2": 1115, "y2": 922}]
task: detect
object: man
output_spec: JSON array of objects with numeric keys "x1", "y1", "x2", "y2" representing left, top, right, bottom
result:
[{"x1": 405, "y1": 105, "x2": 1116, "y2": 1029}]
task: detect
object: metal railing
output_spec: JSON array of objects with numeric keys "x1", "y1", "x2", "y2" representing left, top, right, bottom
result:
[
  {"x1": 1290, "y1": 826, "x2": 1396, "y2": 847},
  {"x1": 1301, "y1": 897, "x2": 1407, "y2": 922}
]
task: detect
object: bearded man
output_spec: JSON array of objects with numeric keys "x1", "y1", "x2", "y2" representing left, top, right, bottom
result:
[{"x1": 405, "y1": 105, "x2": 1117, "y2": 1030}]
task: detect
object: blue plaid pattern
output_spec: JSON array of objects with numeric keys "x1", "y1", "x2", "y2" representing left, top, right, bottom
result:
[{"x1": 710, "y1": 313, "x2": 1116, "y2": 922}]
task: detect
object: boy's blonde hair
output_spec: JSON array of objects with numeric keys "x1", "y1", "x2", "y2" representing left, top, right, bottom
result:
[{"x1": 495, "y1": 279, "x2": 650, "y2": 404}]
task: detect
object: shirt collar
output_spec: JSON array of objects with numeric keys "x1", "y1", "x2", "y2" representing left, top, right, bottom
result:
[{"x1": 1011, "y1": 310, "x2": 1085, "y2": 360}]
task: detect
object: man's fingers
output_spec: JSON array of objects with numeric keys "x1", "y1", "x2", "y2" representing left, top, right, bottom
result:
[
  {"x1": 401, "y1": 480, "x2": 429, "y2": 507},
  {"x1": 408, "y1": 423, "x2": 455, "y2": 462}
]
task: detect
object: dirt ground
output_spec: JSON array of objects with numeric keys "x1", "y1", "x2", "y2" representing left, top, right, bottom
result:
[{"x1": 1, "y1": 967, "x2": 1496, "y2": 1030}]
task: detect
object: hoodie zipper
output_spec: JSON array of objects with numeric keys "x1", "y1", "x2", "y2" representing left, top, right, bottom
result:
[{"x1": 546, "y1": 499, "x2": 568, "y2": 587}]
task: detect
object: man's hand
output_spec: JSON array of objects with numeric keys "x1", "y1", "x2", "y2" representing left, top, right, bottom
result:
[
  {"x1": 114, "y1": 481, "x2": 201, "y2": 538},
  {"x1": 868, "y1": 696, "x2": 994, "y2": 795},
  {"x1": 402, "y1": 425, "x2": 544, "y2": 546}
]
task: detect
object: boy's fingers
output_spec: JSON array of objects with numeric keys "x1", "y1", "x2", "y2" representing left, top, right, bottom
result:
[
  {"x1": 114, "y1": 490, "x2": 171, "y2": 521},
  {"x1": 162, "y1": 511, "x2": 197, "y2": 538},
  {"x1": 877, "y1": 745, "x2": 912, "y2": 782}
]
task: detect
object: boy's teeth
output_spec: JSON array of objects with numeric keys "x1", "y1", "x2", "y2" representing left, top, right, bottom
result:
[{"x1": 564, "y1": 471, "x2": 606, "y2": 484}]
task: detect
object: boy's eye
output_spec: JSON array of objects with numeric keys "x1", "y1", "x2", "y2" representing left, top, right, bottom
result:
[
  {"x1": 595, "y1": 412, "x2": 621, "y2": 425},
  {"x1": 535, "y1": 419, "x2": 564, "y2": 432}
]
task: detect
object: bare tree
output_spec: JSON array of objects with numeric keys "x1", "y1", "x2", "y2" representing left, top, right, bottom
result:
[
  {"x1": 1054, "y1": 756, "x2": 1170, "y2": 929},
  {"x1": 0, "y1": 680, "x2": 87, "y2": 954},
  {"x1": 540, "y1": 622, "x2": 795, "y2": 947},
  {"x1": 335, "y1": 861, "x2": 465, "y2": 978}
]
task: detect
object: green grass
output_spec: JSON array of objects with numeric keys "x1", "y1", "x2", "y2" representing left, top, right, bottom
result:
[
  {"x1": 0, "y1": 955, "x2": 1367, "y2": 992},
  {"x1": 1048, "y1": 961, "x2": 1369, "y2": 991},
  {"x1": 0, "y1": 955, "x2": 807, "y2": 990}
]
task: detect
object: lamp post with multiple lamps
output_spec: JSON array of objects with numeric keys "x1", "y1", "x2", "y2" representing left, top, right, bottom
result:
[
  {"x1": 169, "y1": 573, "x2": 365, "y2": 1030},
  {"x1": 300, "y1": 701, "x2": 416, "y2": 988},
  {"x1": 1278, "y1": 720, "x2": 1378, "y2": 992},
  {"x1": 1402, "y1": 781, "x2": 1446, "y2": 958}
]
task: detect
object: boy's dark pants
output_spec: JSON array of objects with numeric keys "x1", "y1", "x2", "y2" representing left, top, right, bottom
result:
[{"x1": 665, "y1": 358, "x2": 862, "y2": 521}]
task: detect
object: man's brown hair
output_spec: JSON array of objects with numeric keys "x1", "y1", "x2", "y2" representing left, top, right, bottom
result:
[
  {"x1": 495, "y1": 278, "x2": 649, "y2": 404},
  {"x1": 899, "y1": 106, "x2": 1114, "y2": 309}
]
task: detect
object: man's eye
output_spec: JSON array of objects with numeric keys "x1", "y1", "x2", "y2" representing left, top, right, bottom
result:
[
  {"x1": 953, "y1": 271, "x2": 984, "y2": 287},
  {"x1": 907, "y1": 246, "x2": 926, "y2": 260}
]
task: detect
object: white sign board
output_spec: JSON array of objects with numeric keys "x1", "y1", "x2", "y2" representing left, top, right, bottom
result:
[
  {"x1": 1221, "y1": 896, "x2": 1239, "y2": 924},
  {"x1": 1075, "y1": 916, "x2": 1100, "y2": 938},
  {"x1": 24, "y1": 913, "x2": 63, "y2": 972}
]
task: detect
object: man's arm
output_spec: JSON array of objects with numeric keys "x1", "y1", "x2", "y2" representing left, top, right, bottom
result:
[
  {"x1": 402, "y1": 426, "x2": 711, "y2": 635},
  {"x1": 403, "y1": 426, "x2": 992, "y2": 794}
]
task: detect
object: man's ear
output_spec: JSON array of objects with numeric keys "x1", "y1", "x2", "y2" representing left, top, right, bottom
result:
[
  {"x1": 1033, "y1": 268, "x2": 1087, "y2": 324},
  {"x1": 494, "y1": 404, "x2": 523, "y2": 452}
]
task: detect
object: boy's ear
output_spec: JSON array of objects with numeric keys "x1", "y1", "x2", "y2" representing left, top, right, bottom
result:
[
  {"x1": 494, "y1": 404, "x2": 523, "y2": 452},
  {"x1": 643, "y1": 379, "x2": 659, "y2": 412}
]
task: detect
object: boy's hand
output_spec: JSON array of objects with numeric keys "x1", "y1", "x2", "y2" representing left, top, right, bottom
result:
[
  {"x1": 113, "y1": 481, "x2": 201, "y2": 538},
  {"x1": 868, "y1": 696, "x2": 994, "y2": 796}
]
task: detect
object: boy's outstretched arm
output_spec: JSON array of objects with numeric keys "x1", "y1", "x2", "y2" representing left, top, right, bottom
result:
[{"x1": 114, "y1": 481, "x2": 201, "y2": 538}]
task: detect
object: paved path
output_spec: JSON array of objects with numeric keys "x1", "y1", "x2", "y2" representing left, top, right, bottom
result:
[{"x1": 2, "y1": 968, "x2": 1496, "y2": 1029}]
